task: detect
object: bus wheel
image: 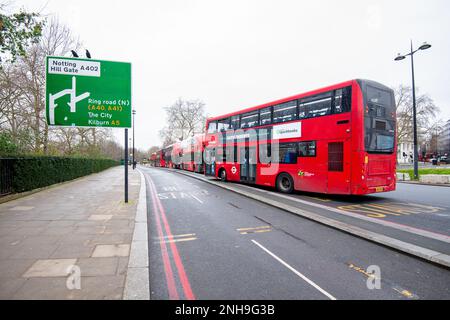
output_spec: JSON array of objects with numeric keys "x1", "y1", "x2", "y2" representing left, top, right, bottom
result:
[
  {"x1": 276, "y1": 173, "x2": 294, "y2": 193},
  {"x1": 219, "y1": 169, "x2": 227, "y2": 182}
]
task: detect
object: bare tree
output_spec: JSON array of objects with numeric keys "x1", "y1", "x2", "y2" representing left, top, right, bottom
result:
[
  {"x1": 394, "y1": 85, "x2": 440, "y2": 146},
  {"x1": 38, "y1": 18, "x2": 82, "y2": 153},
  {"x1": 159, "y1": 98, "x2": 206, "y2": 146},
  {"x1": 148, "y1": 146, "x2": 159, "y2": 154},
  {"x1": 0, "y1": 17, "x2": 118, "y2": 159},
  {"x1": 0, "y1": 18, "x2": 83, "y2": 153},
  {"x1": 100, "y1": 139, "x2": 124, "y2": 161},
  {"x1": 52, "y1": 127, "x2": 78, "y2": 154}
]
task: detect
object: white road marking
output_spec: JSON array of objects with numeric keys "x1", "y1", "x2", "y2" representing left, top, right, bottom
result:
[
  {"x1": 191, "y1": 194, "x2": 204, "y2": 204},
  {"x1": 252, "y1": 240, "x2": 337, "y2": 300},
  {"x1": 158, "y1": 237, "x2": 197, "y2": 244},
  {"x1": 157, "y1": 233, "x2": 196, "y2": 239},
  {"x1": 163, "y1": 186, "x2": 178, "y2": 192},
  {"x1": 238, "y1": 184, "x2": 450, "y2": 243}
]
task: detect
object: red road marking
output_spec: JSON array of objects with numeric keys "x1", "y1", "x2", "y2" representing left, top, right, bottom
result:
[
  {"x1": 148, "y1": 177, "x2": 196, "y2": 300},
  {"x1": 148, "y1": 178, "x2": 179, "y2": 300}
]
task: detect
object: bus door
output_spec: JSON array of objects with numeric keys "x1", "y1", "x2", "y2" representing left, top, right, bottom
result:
[
  {"x1": 239, "y1": 145, "x2": 257, "y2": 183},
  {"x1": 205, "y1": 147, "x2": 216, "y2": 176},
  {"x1": 327, "y1": 139, "x2": 351, "y2": 194}
]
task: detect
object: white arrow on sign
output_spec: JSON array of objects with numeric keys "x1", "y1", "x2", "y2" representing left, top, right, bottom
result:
[{"x1": 49, "y1": 76, "x2": 90, "y2": 125}]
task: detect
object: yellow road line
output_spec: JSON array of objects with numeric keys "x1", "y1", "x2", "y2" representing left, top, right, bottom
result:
[
  {"x1": 371, "y1": 203, "x2": 419, "y2": 215},
  {"x1": 240, "y1": 229, "x2": 272, "y2": 235},
  {"x1": 310, "y1": 197, "x2": 331, "y2": 202},
  {"x1": 347, "y1": 263, "x2": 379, "y2": 280},
  {"x1": 392, "y1": 286, "x2": 419, "y2": 299},
  {"x1": 339, "y1": 202, "x2": 446, "y2": 218},
  {"x1": 348, "y1": 263, "x2": 418, "y2": 299},
  {"x1": 366, "y1": 204, "x2": 402, "y2": 216}
]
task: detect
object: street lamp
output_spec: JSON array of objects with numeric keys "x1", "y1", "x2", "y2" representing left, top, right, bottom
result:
[
  {"x1": 132, "y1": 110, "x2": 136, "y2": 169},
  {"x1": 394, "y1": 41, "x2": 431, "y2": 180}
]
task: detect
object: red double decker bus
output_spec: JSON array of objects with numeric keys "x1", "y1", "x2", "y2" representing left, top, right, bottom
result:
[
  {"x1": 203, "y1": 79, "x2": 397, "y2": 195},
  {"x1": 181, "y1": 134, "x2": 205, "y2": 173},
  {"x1": 172, "y1": 142, "x2": 183, "y2": 169},
  {"x1": 158, "y1": 145, "x2": 172, "y2": 168},
  {"x1": 149, "y1": 152, "x2": 159, "y2": 167}
]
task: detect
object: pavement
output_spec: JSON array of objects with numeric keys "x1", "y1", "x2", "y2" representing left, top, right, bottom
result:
[
  {"x1": 141, "y1": 166, "x2": 450, "y2": 299},
  {"x1": 0, "y1": 166, "x2": 142, "y2": 299},
  {"x1": 397, "y1": 163, "x2": 450, "y2": 169},
  {"x1": 398, "y1": 180, "x2": 450, "y2": 187}
]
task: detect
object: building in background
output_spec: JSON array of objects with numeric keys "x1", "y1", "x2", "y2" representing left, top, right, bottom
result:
[
  {"x1": 438, "y1": 119, "x2": 450, "y2": 155},
  {"x1": 397, "y1": 135, "x2": 414, "y2": 164}
]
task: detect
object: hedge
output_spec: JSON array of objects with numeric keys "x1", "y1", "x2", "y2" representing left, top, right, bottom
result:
[{"x1": 4, "y1": 156, "x2": 118, "y2": 193}]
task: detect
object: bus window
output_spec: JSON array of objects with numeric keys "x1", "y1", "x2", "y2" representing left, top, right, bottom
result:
[
  {"x1": 273, "y1": 100, "x2": 297, "y2": 123},
  {"x1": 240, "y1": 111, "x2": 259, "y2": 128},
  {"x1": 334, "y1": 87, "x2": 352, "y2": 114},
  {"x1": 231, "y1": 115, "x2": 240, "y2": 129},
  {"x1": 259, "y1": 144, "x2": 272, "y2": 164},
  {"x1": 260, "y1": 107, "x2": 272, "y2": 126},
  {"x1": 207, "y1": 121, "x2": 217, "y2": 133},
  {"x1": 216, "y1": 146, "x2": 226, "y2": 162},
  {"x1": 364, "y1": 85, "x2": 395, "y2": 153},
  {"x1": 225, "y1": 145, "x2": 238, "y2": 163},
  {"x1": 217, "y1": 118, "x2": 231, "y2": 132},
  {"x1": 298, "y1": 141, "x2": 316, "y2": 157},
  {"x1": 276, "y1": 143, "x2": 298, "y2": 164},
  {"x1": 300, "y1": 92, "x2": 332, "y2": 119}
]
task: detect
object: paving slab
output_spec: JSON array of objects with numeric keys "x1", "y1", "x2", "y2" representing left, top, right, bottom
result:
[
  {"x1": 50, "y1": 244, "x2": 95, "y2": 259},
  {"x1": 9, "y1": 206, "x2": 35, "y2": 211},
  {"x1": 22, "y1": 259, "x2": 77, "y2": 278},
  {"x1": 92, "y1": 244, "x2": 130, "y2": 258},
  {"x1": 76, "y1": 257, "x2": 118, "y2": 276},
  {"x1": 89, "y1": 214, "x2": 113, "y2": 221},
  {"x1": 0, "y1": 278, "x2": 27, "y2": 299}
]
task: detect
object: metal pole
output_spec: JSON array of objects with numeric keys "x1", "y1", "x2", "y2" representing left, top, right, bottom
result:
[
  {"x1": 410, "y1": 41, "x2": 419, "y2": 180},
  {"x1": 132, "y1": 111, "x2": 135, "y2": 169},
  {"x1": 124, "y1": 128, "x2": 128, "y2": 203}
]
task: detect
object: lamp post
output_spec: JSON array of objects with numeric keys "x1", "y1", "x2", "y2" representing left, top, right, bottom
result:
[
  {"x1": 394, "y1": 41, "x2": 431, "y2": 180},
  {"x1": 132, "y1": 110, "x2": 136, "y2": 169}
]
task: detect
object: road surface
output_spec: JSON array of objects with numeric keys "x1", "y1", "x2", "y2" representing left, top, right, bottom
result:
[{"x1": 140, "y1": 166, "x2": 450, "y2": 300}]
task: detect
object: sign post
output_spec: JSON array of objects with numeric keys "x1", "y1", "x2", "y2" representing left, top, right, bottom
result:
[
  {"x1": 45, "y1": 56, "x2": 132, "y2": 203},
  {"x1": 125, "y1": 129, "x2": 129, "y2": 203}
]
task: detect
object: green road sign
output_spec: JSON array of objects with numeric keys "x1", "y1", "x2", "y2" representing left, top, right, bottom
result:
[{"x1": 45, "y1": 56, "x2": 131, "y2": 128}]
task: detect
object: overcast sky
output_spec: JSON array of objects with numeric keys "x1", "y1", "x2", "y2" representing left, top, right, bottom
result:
[{"x1": 10, "y1": 0, "x2": 450, "y2": 150}]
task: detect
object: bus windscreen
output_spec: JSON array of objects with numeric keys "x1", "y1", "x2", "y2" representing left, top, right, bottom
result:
[{"x1": 364, "y1": 85, "x2": 396, "y2": 153}]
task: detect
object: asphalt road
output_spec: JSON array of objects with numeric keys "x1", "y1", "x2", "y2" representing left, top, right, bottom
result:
[
  {"x1": 283, "y1": 182, "x2": 450, "y2": 236},
  {"x1": 140, "y1": 166, "x2": 450, "y2": 300}
]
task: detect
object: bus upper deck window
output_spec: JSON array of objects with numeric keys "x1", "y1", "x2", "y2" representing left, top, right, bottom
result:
[{"x1": 208, "y1": 121, "x2": 217, "y2": 133}]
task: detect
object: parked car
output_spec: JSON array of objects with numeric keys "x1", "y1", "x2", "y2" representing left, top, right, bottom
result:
[{"x1": 439, "y1": 155, "x2": 449, "y2": 164}]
